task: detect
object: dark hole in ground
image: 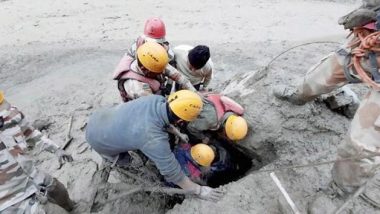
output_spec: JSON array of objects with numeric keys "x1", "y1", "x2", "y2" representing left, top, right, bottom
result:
[
  {"x1": 206, "y1": 137, "x2": 254, "y2": 188},
  {"x1": 92, "y1": 134, "x2": 270, "y2": 212}
]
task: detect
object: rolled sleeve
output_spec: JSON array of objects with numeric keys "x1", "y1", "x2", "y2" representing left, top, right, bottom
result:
[
  {"x1": 164, "y1": 65, "x2": 196, "y2": 92},
  {"x1": 141, "y1": 132, "x2": 185, "y2": 183}
]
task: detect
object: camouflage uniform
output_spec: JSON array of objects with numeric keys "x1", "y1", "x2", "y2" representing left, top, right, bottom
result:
[
  {"x1": 0, "y1": 100, "x2": 73, "y2": 213},
  {"x1": 123, "y1": 60, "x2": 196, "y2": 100},
  {"x1": 282, "y1": 36, "x2": 380, "y2": 206}
]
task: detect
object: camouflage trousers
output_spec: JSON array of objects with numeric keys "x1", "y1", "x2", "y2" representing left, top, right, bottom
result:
[
  {"x1": 1, "y1": 196, "x2": 68, "y2": 214},
  {"x1": 296, "y1": 51, "x2": 380, "y2": 206},
  {"x1": 2, "y1": 177, "x2": 73, "y2": 214}
]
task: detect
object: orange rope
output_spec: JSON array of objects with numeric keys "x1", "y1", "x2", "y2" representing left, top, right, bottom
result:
[{"x1": 349, "y1": 28, "x2": 380, "y2": 90}]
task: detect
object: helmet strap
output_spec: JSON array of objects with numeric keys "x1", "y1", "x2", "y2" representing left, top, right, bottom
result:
[{"x1": 166, "y1": 103, "x2": 180, "y2": 123}]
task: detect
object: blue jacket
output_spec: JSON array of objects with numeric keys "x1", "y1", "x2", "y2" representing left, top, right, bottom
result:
[{"x1": 85, "y1": 95, "x2": 185, "y2": 183}]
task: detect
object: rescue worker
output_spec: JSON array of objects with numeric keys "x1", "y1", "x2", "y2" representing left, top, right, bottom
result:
[
  {"x1": 127, "y1": 17, "x2": 175, "y2": 64},
  {"x1": 187, "y1": 93, "x2": 248, "y2": 144},
  {"x1": 273, "y1": 1, "x2": 380, "y2": 210},
  {"x1": 174, "y1": 143, "x2": 214, "y2": 185},
  {"x1": 85, "y1": 90, "x2": 224, "y2": 201},
  {"x1": 174, "y1": 143, "x2": 233, "y2": 186},
  {"x1": 173, "y1": 44, "x2": 213, "y2": 91},
  {"x1": 0, "y1": 91, "x2": 74, "y2": 213},
  {"x1": 113, "y1": 41, "x2": 196, "y2": 102}
]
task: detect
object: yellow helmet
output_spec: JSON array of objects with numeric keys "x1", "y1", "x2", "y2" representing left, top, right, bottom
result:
[
  {"x1": 0, "y1": 91, "x2": 4, "y2": 104},
  {"x1": 137, "y1": 41, "x2": 169, "y2": 73},
  {"x1": 190, "y1": 143, "x2": 215, "y2": 167},
  {"x1": 225, "y1": 115, "x2": 248, "y2": 141},
  {"x1": 168, "y1": 90, "x2": 203, "y2": 121}
]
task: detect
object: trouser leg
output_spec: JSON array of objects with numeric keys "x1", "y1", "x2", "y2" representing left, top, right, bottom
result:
[
  {"x1": 332, "y1": 89, "x2": 380, "y2": 206},
  {"x1": 296, "y1": 52, "x2": 348, "y2": 102}
]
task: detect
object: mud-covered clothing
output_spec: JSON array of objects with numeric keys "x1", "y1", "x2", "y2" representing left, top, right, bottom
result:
[
  {"x1": 173, "y1": 143, "x2": 232, "y2": 185},
  {"x1": 187, "y1": 100, "x2": 220, "y2": 141},
  {"x1": 85, "y1": 95, "x2": 185, "y2": 183},
  {"x1": 2, "y1": 196, "x2": 69, "y2": 214},
  {"x1": 173, "y1": 45, "x2": 214, "y2": 88},
  {"x1": 0, "y1": 101, "x2": 71, "y2": 212},
  {"x1": 209, "y1": 143, "x2": 233, "y2": 173},
  {"x1": 0, "y1": 102, "x2": 60, "y2": 153},
  {"x1": 2, "y1": 176, "x2": 73, "y2": 214},
  {"x1": 114, "y1": 56, "x2": 196, "y2": 101},
  {"x1": 174, "y1": 144, "x2": 202, "y2": 183},
  {"x1": 293, "y1": 36, "x2": 380, "y2": 205},
  {"x1": 126, "y1": 35, "x2": 175, "y2": 65}
]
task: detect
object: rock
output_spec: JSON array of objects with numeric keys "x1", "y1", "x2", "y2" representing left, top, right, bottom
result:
[{"x1": 33, "y1": 119, "x2": 53, "y2": 131}]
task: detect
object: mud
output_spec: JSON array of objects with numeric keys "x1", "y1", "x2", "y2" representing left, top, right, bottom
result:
[{"x1": 2, "y1": 0, "x2": 378, "y2": 213}]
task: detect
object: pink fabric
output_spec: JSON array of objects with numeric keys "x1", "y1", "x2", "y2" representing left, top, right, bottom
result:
[
  {"x1": 206, "y1": 93, "x2": 245, "y2": 120},
  {"x1": 188, "y1": 162, "x2": 201, "y2": 178},
  {"x1": 112, "y1": 55, "x2": 134, "y2": 80},
  {"x1": 363, "y1": 22, "x2": 376, "y2": 30},
  {"x1": 119, "y1": 71, "x2": 161, "y2": 92},
  {"x1": 220, "y1": 96, "x2": 244, "y2": 116}
]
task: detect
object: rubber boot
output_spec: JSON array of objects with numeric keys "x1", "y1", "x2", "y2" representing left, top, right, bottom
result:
[
  {"x1": 47, "y1": 178, "x2": 74, "y2": 211},
  {"x1": 272, "y1": 85, "x2": 308, "y2": 105}
]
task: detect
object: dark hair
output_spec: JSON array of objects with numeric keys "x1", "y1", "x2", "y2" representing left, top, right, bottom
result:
[{"x1": 188, "y1": 45, "x2": 210, "y2": 70}]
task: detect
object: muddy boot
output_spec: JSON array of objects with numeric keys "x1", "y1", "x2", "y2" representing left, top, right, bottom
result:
[
  {"x1": 272, "y1": 85, "x2": 307, "y2": 105},
  {"x1": 321, "y1": 86, "x2": 360, "y2": 119},
  {"x1": 47, "y1": 178, "x2": 74, "y2": 211}
]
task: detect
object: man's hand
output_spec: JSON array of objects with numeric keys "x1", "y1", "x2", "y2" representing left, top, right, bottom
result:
[
  {"x1": 55, "y1": 149, "x2": 73, "y2": 166},
  {"x1": 197, "y1": 186, "x2": 225, "y2": 202},
  {"x1": 178, "y1": 133, "x2": 189, "y2": 143},
  {"x1": 202, "y1": 137, "x2": 210, "y2": 144}
]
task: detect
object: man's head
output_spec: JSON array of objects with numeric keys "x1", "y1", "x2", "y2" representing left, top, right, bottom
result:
[
  {"x1": 190, "y1": 143, "x2": 215, "y2": 167},
  {"x1": 167, "y1": 90, "x2": 203, "y2": 122},
  {"x1": 224, "y1": 114, "x2": 248, "y2": 141},
  {"x1": 137, "y1": 41, "x2": 169, "y2": 76},
  {"x1": 188, "y1": 45, "x2": 210, "y2": 70}
]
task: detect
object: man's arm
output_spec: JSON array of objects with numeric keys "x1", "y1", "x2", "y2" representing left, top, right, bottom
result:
[
  {"x1": 202, "y1": 60, "x2": 214, "y2": 88},
  {"x1": 164, "y1": 64, "x2": 196, "y2": 92},
  {"x1": 166, "y1": 125, "x2": 189, "y2": 143},
  {"x1": 4, "y1": 106, "x2": 59, "y2": 153},
  {"x1": 16, "y1": 107, "x2": 73, "y2": 163},
  {"x1": 123, "y1": 79, "x2": 154, "y2": 99},
  {"x1": 141, "y1": 131, "x2": 223, "y2": 201}
]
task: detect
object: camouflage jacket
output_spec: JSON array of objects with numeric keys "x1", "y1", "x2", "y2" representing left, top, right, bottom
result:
[
  {"x1": 0, "y1": 101, "x2": 59, "y2": 211},
  {"x1": 123, "y1": 60, "x2": 196, "y2": 100}
]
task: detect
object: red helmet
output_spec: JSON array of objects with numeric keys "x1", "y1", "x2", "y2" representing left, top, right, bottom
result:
[{"x1": 144, "y1": 17, "x2": 166, "y2": 39}]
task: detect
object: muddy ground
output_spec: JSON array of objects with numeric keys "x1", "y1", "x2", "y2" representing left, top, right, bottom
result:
[{"x1": 2, "y1": 0, "x2": 378, "y2": 213}]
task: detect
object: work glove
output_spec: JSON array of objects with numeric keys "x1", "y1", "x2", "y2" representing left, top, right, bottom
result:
[
  {"x1": 197, "y1": 186, "x2": 225, "y2": 202},
  {"x1": 55, "y1": 149, "x2": 73, "y2": 165},
  {"x1": 178, "y1": 133, "x2": 189, "y2": 143},
  {"x1": 202, "y1": 137, "x2": 210, "y2": 144}
]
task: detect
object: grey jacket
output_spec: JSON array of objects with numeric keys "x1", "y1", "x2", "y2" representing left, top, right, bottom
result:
[{"x1": 85, "y1": 95, "x2": 185, "y2": 183}]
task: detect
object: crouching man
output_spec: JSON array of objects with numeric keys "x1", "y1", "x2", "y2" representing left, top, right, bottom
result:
[
  {"x1": 187, "y1": 93, "x2": 248, "y2": 144},
  {"x1": 85, "y1": 90, "x2": 224, "y2": 201},
  {"x1": 0, "y1": 91, "x2": 74, "y2": 213}
]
